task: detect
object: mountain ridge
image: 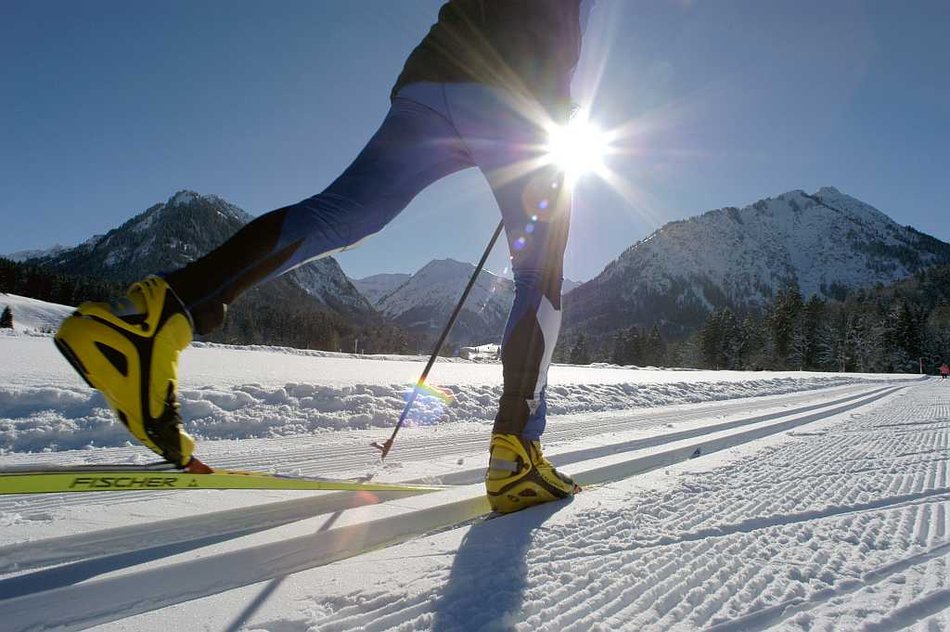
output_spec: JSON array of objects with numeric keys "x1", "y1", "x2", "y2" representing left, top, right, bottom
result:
[
  {"x1": 564, "y1": 186, "x2": 950, "y2": 339},
  {"x1": 23, "y1": 190, "x2": 375, "y2": 318},
  {"x1": 371, "y1": 258, "x2": 515, "y2": 347}
]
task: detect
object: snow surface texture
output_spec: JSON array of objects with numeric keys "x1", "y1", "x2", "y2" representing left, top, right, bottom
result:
[
  {"x1": 0, "y1": 293, "x2": 73, "y2": 334},
  {"x1": 213, "y1": 382, "x2": 944, "y2": 632},
  {"x1": 0, "y1": 334, "x2": 909, "y2": 455},
  {"x1": 0, "y1": 339, "x2": 945, "y2": 630}
]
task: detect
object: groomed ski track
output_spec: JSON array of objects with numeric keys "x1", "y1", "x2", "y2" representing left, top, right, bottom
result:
[
  {"x1": 3, "y1": 379, "x2": 947, "y2": 631},
  {"x1": 0, "y1": 383, "x2": 904, "y2": 570}
]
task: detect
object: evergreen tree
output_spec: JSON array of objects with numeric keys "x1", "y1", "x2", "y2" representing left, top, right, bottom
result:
[
  {"x1": 786, "y1": 295, "x2": 825, "y2": 370},
  {"x1": 609, "y1": 326, "x2": 641, "y2": 365},
  {"x1": 0, "y1": 306, "x2": 12, "y2": 329},
  {"x1": 925, "y1": 306, "x2": 950, "y2": 369},
  {"x1": 699, "y1": 309, "x2": 738, "y2": 369},
  {"x1": 698, "y1": 311, "x2": 723, "y2": 369},
  {"x1": 738, "y1": 315, "x2": 766, "y2": 369},
  {"x1": 848, "y1": 307, "x2": 886, "y2": 372},
  {"x1": 645, "y1": 324, "x2": 667, "y2": 367},
  {"x1": 768, "y1": 284, "x2": 803, "y2": 368},
  {"x1": 683, "y1": 264, "x2": 949, "y2": 374},
  {"x1": 801, "y1": 295, "x2": 825, "y2": 369},
  {"x1": 609, "y1": 329, "x2": 627, "y2": 365},
  {"x1": 569, "y1": 333, "x2": 591, "y2": 365},
  {"x1": 890, "y1": 301, "x2": 921, "y2": 371}
]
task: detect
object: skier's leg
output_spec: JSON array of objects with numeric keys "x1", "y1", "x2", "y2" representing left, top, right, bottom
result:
[
  {"x1": 56, "y1": 95, "x2": 472, "y2": 467},
  {"x1": 482, "y1": 167, "x2": 576, "y2": 513},
  {"x1": 167, "y1": 96, "x2": 473, "y2": 333},
  {"x1": 441, "y1": 84, "x2": 576, "y2": 512},
  {"x1": 442, "y1": 84, "x2": 571, "y2": 439},
  {"x1": 487, "y1": 166, "x2": 571, "y2": 440}
]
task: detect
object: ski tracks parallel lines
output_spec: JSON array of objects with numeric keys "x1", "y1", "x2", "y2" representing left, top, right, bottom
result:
[
  {"x1": 277, "y1": 381, "x2": 949, "y2": 632},
  {"x1": 0, "y1": 382, "x2": 918, "y2": 631},
  {"x1": 0, "y1": 384, "x2": 896, "y2": 574}
]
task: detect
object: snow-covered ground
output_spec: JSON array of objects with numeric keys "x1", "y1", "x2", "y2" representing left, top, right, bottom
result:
[
  {"x1": 0, "y1": 322, "x2": 946, "y2": 630},
  {"x1": 1, "y1": 334, "x2": 906, "y2": 455},
  {"x1": 0, "y1": 293, "x2": 73, "y2": 334}
]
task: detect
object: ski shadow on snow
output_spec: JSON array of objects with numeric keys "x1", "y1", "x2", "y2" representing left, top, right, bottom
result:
[{"x1": 432, "y1": 498, "x2": 571, "y2": 632}]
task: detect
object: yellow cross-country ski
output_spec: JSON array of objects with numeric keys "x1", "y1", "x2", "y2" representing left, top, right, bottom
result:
[{"x1": 0, "y1": 463, "x2": 443, "y2": 495}]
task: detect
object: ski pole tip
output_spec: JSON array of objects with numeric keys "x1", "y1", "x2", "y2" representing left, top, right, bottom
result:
[{"x1": 371, "y1": 439, "x2": 393, "y2": 459}]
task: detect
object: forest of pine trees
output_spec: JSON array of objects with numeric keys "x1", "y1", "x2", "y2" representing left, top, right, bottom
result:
[
  {"x1": 558, "y1": 265, "x2": 950, "y2": 374},
  {"x1": 692, "y1": 266, "x2": 950, "y2": 373},
  {"x1": 0, "y1": 257, "x2": 123, "y2": 306}
]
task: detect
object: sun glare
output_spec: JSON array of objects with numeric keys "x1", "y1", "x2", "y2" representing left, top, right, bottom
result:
[{"x1": 544, "y1": 112, "x2": 610, "y2": 182}]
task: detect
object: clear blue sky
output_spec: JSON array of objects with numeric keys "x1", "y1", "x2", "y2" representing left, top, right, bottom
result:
[{"x1": 2, "y1": 0, "x2": 948, "y2": 282}]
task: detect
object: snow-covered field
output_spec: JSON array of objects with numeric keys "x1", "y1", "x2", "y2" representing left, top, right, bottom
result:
[
  {"x1": 0, "y1": 293, "x2": 73, "y2": 334},
  {"x1": 1, "y1": 333, "x2": 905, "y2": 455},
  {"x1": 0, "y1": 319, "x2": 946, "y2": 630}
]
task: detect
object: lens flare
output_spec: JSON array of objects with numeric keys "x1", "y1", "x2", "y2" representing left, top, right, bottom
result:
[
  {"x1": 402, "y1": 382, "x2": 455, "y2": 428},
  {"x1": 544, "y1": 112, "x2": 610, "y2": 183}
]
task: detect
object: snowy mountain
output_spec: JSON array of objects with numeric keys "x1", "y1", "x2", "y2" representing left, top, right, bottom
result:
[
  {"x1": 3, "y1": 244, "x2": 68, "y2": 262},
  {"x1": 351, "y1": 272, "x2": 412, "y2": 305},
  {"x1": 357, "y1": 271, "x2": 580, "y2": 308},
  {"x1": 562, "y1": 277, "x2": 582, "y2": 294},
  {"x1": 28, "y1": 191, "x2": 254, "y2": 278},
  {"x1": 23, "y1": 190, "x2": 374, "y2": 318},
  {"x1": 289, "y1": 262, "x2": 376, "y2": 316},
  {"x1": 376, "y1": 259, "x2": 514, "y2": 346},
  {"x1": 564, "y1": 187, "x2": 950, "y2": 336}
]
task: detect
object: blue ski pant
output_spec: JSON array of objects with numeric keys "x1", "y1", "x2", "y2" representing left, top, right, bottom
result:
[{"x1": 167, "y1": 82, "x2": 572, "y2": 439}]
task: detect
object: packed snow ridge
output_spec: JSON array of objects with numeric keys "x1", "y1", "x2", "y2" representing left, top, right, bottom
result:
[{"x1": 0, "y1": 334, "x2": 910, "y2": 454}]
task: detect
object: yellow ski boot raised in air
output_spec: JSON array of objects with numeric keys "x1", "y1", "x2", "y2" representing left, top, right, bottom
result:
[
  {"x1": 54, "y1": 276, "x2": 209, "y2": 471},
  {"x1": 485, "y1": 433, "x2": 579, "y2": 514}
]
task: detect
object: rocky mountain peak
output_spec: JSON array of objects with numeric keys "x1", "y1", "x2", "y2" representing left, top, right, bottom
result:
[
  {"x1": 564, "y1": 187, "x2": 950, "y2": 339},
  {"x1": 20, "y1": 191, "x2": 374, "y2": 319}
]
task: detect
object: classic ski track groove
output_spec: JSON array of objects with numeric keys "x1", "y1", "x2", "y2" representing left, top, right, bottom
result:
[
  {"x1": 297, "y1": 382, "x2": 949, "y2": 632},
  {"x1": 0, "y1": 381, "x2": 923, "y2": 631},
  {"x1": 0, "y1": 384, "x2": 893, "y2": 572}
]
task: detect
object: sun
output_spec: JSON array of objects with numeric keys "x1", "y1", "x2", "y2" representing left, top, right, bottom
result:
[{"x1": 544, "y1": 111, "x2": 610, "y2": 183}]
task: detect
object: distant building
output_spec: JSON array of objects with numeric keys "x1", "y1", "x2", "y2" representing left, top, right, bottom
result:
[{"x1": 460, "y1": 343, "x2": 501, "y2": 361}]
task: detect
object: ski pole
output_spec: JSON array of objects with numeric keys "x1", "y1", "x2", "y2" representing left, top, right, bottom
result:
[{"x1": 372, "y1": 219, "x2": 505, "y2": 460}]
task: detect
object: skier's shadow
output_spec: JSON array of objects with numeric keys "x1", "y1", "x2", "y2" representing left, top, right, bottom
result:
[{"x1": 432, "y1": 499, "x2": 570, "y2": 632}]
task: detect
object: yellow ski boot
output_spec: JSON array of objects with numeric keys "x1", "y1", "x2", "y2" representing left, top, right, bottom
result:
[
  {"x1": 54, "y1": 276, "x2": 206, "y2": 470},
  {"x1": 485, "y1": 433, "x2": 578, "y2": 514}
]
